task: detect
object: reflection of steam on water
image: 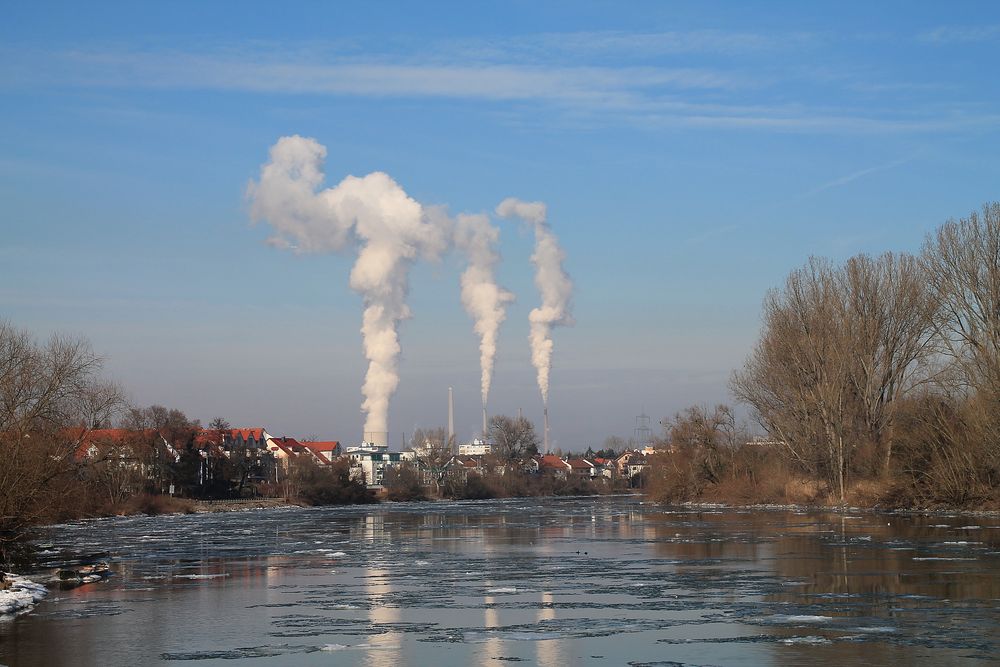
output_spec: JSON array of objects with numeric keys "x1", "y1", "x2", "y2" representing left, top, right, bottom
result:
[
  {"x1": 536, "y1": 590, "x2": 565, "y2": 667},
  {"x1": 480, "y1": 590, "x2": 502, "y2": 667},
  {"x1": 365, "y1": 567, "x2": 401, "y2": 667},
  {"x1": 358, "y1": 515, "x2": 400, "y2": 667}
]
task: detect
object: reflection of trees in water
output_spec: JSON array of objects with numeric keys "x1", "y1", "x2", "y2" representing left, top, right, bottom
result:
[
  {"x1": 644, "y1": 509, "x2": 1000, "y2": 603},
  {"x1": 643, "y1": 508, "x2": 1000, "y2": 664}
]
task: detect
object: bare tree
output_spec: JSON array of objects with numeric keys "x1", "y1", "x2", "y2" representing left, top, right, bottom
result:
[
  {"x1": 0, "y1": 323, "x2": 110, "y2": 434},
  {"x1": 0, "y1": 322, "x2": 123, "y2": 558},
  {"x1": 922, "y1": 203, "x2": 1000, "y2": 398},
  {"x1": 489, "y1": 415, "x2": 539, "y2": 464},
  {"x1": 839, "y1": 252, "x2": 937, "y2": 475},
  {"x1": 733, "y1": 257, "x2": 855, "y2": 499},
  {"x1": 410, "y1": 427, "x2": 453, "y2": 494},
  {"x1": 733, "y1": 253, "x2": 937, "y2": 498}
]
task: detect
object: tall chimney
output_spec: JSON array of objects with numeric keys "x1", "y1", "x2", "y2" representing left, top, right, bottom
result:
[
  {"x1": 543, "y1": 406, "x2": 549, "y2": 454},
  {"x1": 448, "y1": 386, "x2": 455, "y2": 452},
  {"x1": 482, "y1": 403, "x2": 488, "y2": 437}
]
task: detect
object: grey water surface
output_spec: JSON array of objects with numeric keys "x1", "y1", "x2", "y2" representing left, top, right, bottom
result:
[{"x1": 1, "y1": 496, "x2": 999, "y2": 666}]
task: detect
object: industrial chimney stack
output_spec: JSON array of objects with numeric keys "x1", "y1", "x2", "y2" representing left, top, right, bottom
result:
[
  {"x1": 448, "y1": 386, "x2": 455, "y2": 454},
  {"x1": 543, "y1": 406, "x2": 549, "y2": 454}
]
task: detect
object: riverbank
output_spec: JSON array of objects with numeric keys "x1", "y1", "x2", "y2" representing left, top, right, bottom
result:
[
  {"x1": 188, "y1": 498, "x2": 299, "y2": 513},
  {"x1": 676, "y1": 500, "x2": 1000, "y2": 518}
]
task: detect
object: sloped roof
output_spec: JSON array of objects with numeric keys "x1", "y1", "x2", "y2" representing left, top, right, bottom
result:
[
  {"x1": 565, "y1": 458, "x2": 594, "y2": 470},
  {"x1": 71, "y1": 428, "x2": 160, "y2": 461},
  {"x1": 231, "y1": 428, "x2": 265, "y2": 441},
  {"x1": 538, "y1": 454, "x2": 571, "y2": 470},
  {"x1": 303, "y1": 440, "x2": 339, "y2": 452}
]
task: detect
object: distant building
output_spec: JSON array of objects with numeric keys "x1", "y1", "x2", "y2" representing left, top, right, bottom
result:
[
  {"x1": 458, "y1": 438, "x2": 493, "y2": 456},
  {"x1": 347, "y1": 443, "x2": 414, "y2": 487}
]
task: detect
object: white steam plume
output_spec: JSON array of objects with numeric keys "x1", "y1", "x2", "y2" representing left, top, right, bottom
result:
[
  {"x1": 454, "y1": 213, "x2": 515, "y2": 412},
  {"x1": 495, "y1": 197, "x2": 573, "y2": 405},
  {"x1": 248, "y1": 135, "x2": 448, "y2": 440}
]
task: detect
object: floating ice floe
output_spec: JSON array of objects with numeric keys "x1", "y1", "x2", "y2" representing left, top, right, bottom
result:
[
  {"x1": 779, "y1": 635, "x2": 830, "y2": 645},
  {"x1": 762, "y1": 614, "x2": 833, "y2": 625},
  {"x1": 0, "y1": 572, "x2": 48, "y2": 619}
]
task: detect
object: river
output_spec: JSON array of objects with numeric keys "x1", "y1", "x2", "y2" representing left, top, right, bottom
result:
[{"x1": 1, "y1": 496, "x2": 998, "y2": 666}]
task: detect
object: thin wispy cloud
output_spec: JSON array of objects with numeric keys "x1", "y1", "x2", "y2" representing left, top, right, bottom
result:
[
  {"x1": 920, "y1": 24, "x2": 1000, "y2": 44},
  {"x1": 442, "y1": 29, "x2": 815, "y2": 62},
  {"x1": 801, "y1": 157, "x2": 910, "y2": 198},
  {"x1": 0, "y1": 32, "x2": 991, "y2": 135}
]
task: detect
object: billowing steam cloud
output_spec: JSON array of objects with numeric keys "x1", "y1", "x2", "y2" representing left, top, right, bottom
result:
[
  {"x1": 495, "y1": 198, "x2": 574, "y2": 405},
  {"x1": 454, "y1": 213, "x2": 514, "y2": 413},
  {"x1": 247, "y1": 135, "x2": 448, "y2": 441}
]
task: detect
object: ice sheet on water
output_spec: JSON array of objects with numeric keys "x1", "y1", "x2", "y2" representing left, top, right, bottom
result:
[
  {"x1": 0, "y1": 573, "x2": 47, "y2": 619},
  {"x1": 161, "y1": 644, "x2": 325, "y2": 660},
  {"x1": 34, "y1": 601, "x2": 130, "y2": 620},
  {"x1": 758, "y1": 614, "x2": 834, "y2": 625}
]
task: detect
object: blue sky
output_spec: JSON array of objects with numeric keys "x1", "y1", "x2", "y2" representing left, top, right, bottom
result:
[{"x1": 2, "y1": 1, "x2": 999, "y2": 448}]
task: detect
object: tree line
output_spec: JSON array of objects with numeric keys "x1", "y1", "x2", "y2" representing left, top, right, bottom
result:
[{"x1": 649, "y1": 202, "x2": 1000, "y2": 508}]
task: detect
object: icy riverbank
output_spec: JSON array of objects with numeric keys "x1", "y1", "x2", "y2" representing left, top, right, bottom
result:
[{"x1": 0, "y1": 573, "x2": 47, "y2": 619}]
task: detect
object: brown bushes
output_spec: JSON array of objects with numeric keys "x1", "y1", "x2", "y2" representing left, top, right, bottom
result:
[{"x1": 290, "y1": 459, "x2": 376, "y2": 506}]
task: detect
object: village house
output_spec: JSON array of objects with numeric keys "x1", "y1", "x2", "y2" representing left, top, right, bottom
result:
[
  {"x1": 440, "y1": 455, "x2": 486, "y2": 484},
  {"x1": 71, "y1": 428, "x2": 182, "y2": 496},
  {"x1": 565, "y1": 457, "x2": 596, "y2": 478},
  {"x1": 302, "y1": 440, "x2": 340, "y2": 464},
  {"x1": 531, "y1": 454, "x2": 573, "y2": 479},
  {"x1": 592, "y1": 456, "x2": 616, "y2": 479},
  {"x1": 224, "y1": 428, "x2": 271, "y2": 451}
]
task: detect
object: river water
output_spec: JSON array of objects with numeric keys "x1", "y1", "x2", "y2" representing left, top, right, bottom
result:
[{"x1": 1, "y1": 496, "x2": 999, "y2": 666}]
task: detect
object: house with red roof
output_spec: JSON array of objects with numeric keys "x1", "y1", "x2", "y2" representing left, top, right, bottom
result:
[
  {"x1": 565, "y1": 458, "x2": 596, "y2": 478},
  {"x1": 301, "y1": 440, "x2": 340, "y2": 464},
  {"x1": 72, "y1": 428, "x2": 178, "y2": 464},
  {"x1": 531, "y1": 454, "x2": 573, "y2": 479},
  {"x1": 70, "y1": 428, "x2": 180, "y2": 495}
]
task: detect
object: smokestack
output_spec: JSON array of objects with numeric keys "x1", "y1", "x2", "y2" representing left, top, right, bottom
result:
[
  {"x1": 363, "y1": 431, "x2": 388, "y2": 447},
  {"x1": 482, "y1": 403, "x2": 488, "y2": 438},
  {"x1": 543, "y1": 406, "x2": 549, "y2": 454},
  {"x1": 448, "y1": 386, "x2": 455, "y2": 452}
]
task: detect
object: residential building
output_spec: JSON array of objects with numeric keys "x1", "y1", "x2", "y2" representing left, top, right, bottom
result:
[{"x1": 458, "y1": 438, "x2": 493, "y2": 456}]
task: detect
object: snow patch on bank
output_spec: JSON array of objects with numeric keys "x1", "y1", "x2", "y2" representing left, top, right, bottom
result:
[{"x1": 0, "y1": 572, "x2": 47, "y2": 619}]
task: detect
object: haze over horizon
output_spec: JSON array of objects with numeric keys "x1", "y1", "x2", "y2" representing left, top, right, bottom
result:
[{"x1": 3, "y1": 2, "x2": 1000, "y2": 449}]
